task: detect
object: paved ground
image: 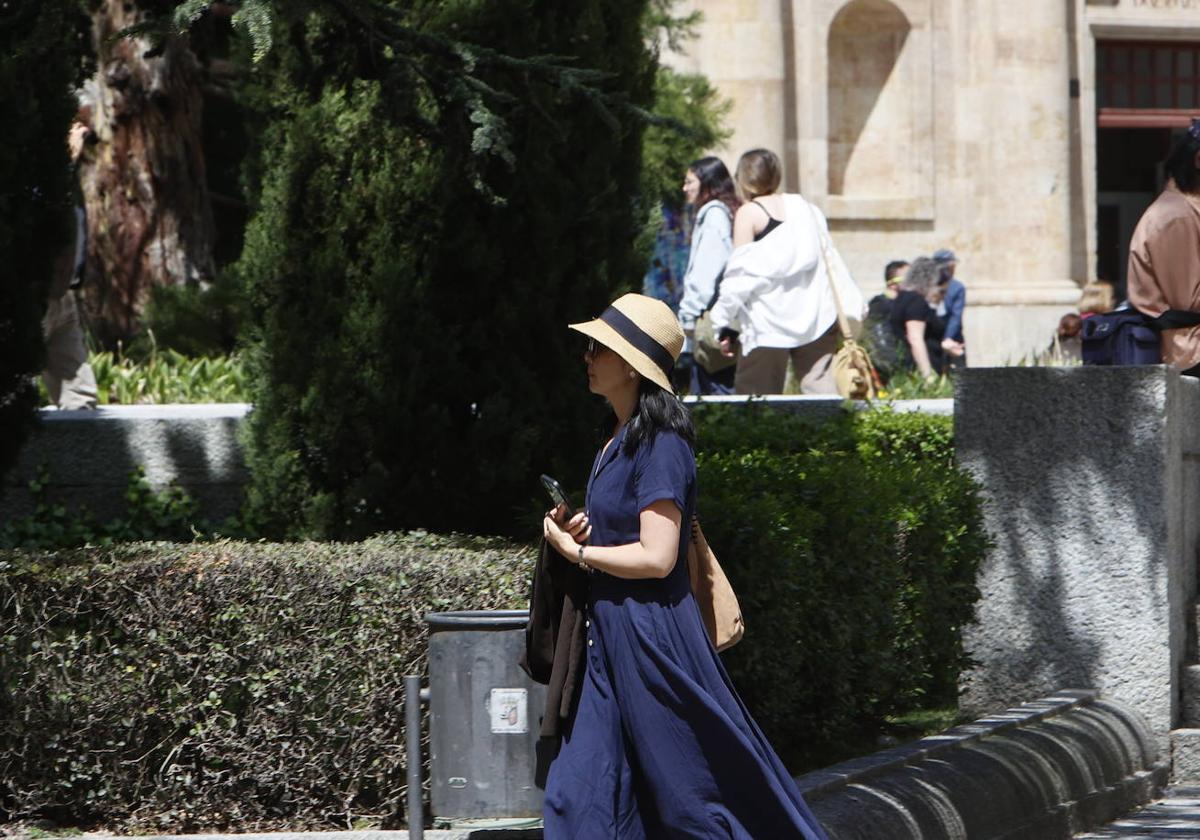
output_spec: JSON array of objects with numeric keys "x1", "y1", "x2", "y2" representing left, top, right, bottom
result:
[
  {"x1": 1078, "y1": 787, "x2": 1200, "y2": 837},
  {"x1": 76, "y1": 831, "x2": 541, "y2": 840}
]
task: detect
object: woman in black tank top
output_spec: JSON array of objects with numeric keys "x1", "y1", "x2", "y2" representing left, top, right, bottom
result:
[
  {"x1": 752, "y1": 200, "x2": 783, "y2": 241},
  {"x1": 718, "y1": 148, "x2": 843, "y2": 396}
]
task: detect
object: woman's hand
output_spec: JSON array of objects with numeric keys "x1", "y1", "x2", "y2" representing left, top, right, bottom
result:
[
  {"x1": 718, "y1": 337, "x2": 735, "y2": 358},
  {"x1": 941, "y1": 338, "x2": 965, "y2": 358},
  {"x1": 543, "y1": 504, "x2": 591, "y2": 561}
]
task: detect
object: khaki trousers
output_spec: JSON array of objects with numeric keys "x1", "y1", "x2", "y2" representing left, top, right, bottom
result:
[
  {"x1": 734, "y1": 325, "x2": 839, "y2": 396},
  {"x1": 42, "y1": 291, "x2": 98, "y2": 410}
]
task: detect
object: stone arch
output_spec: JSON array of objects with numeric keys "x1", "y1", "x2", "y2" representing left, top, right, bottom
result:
[{"x1": 827, "y1": 0, "x2": 916, "y2": 197}]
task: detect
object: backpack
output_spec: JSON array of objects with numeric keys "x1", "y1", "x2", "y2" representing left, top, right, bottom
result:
[
  {"x1": 862, "y1": 309, "x2": 900, "y2": 381},
  {"x1": 1081, "y1": 308, "x2": 1200, "y2": 366}
]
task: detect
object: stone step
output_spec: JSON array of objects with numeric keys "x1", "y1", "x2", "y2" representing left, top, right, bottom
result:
[
  {"x1": 1173, "y1": 729, "x2": 1200, "y2": 783},
  {"x1": 1190, "y1": 602, "x2": 1200, "y2": 661},
  {"x1": 1185, "y1": 666, "x2": 1200, "y2": 728}
]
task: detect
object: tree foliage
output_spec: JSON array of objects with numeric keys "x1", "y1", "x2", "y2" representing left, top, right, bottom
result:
[
  {"x1": 639, "y1": 7, "x2": 730, "y2": 209},
  {"x1": 0, "y1": 1, "x2": 89, "y2": 491},
  {"x1": 641, "y1": 68, "x2": 730, "y2": 208},
  {"x1": 217, "y1": 0, "x2": 656, "y2": 538}
]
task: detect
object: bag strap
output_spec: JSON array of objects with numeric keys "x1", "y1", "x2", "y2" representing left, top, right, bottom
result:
[
  {"x1": 806, "y1": 201, "x2": 854, "y2": 342},
  {"x1": 1148, "y1": 309, "x2": 1200, "y2": 330}
]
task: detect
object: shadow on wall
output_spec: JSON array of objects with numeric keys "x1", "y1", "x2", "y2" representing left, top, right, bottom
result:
[
  {"x1": 827, "y1": 0, "x2": 911, "y2": 196},
  {"x1": 957, "y1": 368, "x2": 1196, "y2": 734},
  {"x1": 0, "y1": 406, "x2": 250, "y2": 527}
]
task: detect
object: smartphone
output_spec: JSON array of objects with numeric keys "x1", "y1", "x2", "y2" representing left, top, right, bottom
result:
[{"x1": 540, "y1": 474, "x2": 574, "y2": 517}]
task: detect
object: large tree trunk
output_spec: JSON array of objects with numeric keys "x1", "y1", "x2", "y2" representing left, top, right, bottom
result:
[{"x1": 78, "y1": 0, "x2": 215, "y2": 348}]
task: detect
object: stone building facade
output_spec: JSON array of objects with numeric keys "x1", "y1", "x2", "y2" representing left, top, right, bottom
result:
[{"x1": 667, "y1": 0, "x2": 1200, "y2": 365}]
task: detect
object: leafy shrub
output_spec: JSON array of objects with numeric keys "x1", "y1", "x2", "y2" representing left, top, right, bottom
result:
[
  {"x1": 134, "y1": 275, "x2": 247, "y2": 359},
  {"x1": 40, "y1": 347, "x2": 250, "y2": 405},
  {"x1": 692, "y1": 405, "x2": 987, "y2": 770},
  {"x1": 0, "y1": 535, "x2": 532, "y2": 832},
  {"x1": 877, "y1": 370, "x2": 955, "y2": 400},
  {"x1": 0, "y1": 468, "x2": 209, "y2": 550}
]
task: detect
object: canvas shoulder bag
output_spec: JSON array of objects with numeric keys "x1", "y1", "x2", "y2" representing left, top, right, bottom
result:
[
  {"x1": 693, "y1": 299, "x2": 736, "y2": 374},
  {"x1": 808, "y1": 203, "x2": 877, "y2": 401},
  {"x1": 686, "y1": 515, "x2": 744, "y2": 652}
]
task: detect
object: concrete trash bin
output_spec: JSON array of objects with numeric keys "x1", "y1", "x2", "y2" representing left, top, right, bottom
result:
[{"x1": 425, "y1": 609, "x2": 546, "y2": 820}]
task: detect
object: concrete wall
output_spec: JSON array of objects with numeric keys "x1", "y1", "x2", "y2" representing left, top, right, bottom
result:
[
  {"x1": 2, "y1": 399, "x2": 951, "y2": 527},
  {"x1": 956, "y1": 366, "x2": 1200, "y2": 755},
  {"x1": 1, "y1": 404, "x2": 250, "y2": 525}
]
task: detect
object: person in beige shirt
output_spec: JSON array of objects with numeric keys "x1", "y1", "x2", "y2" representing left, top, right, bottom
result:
[
  {"x1": 39, "y1": 119, "x2": 98, "y2": 409},
  {"x1": 1127, "y1": 120, "x2": 1200, "y2": 374}
]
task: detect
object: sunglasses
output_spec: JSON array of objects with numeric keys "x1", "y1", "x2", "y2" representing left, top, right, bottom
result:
[{"x1": 586, "y1": 338, "x2": 611, "y2": 357}]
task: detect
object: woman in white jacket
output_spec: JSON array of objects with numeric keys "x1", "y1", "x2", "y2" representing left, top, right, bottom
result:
[
  {"x1": 677, "y1": 157, "x2": 740, "y2": 394},
  {"x1": 712, "y1": 149, "x2": 861, "y2": 395}
]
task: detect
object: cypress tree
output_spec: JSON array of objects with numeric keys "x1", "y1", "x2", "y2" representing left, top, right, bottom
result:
[{"x1": 237, "y1": 0, "x2": 655, "y2": 538}]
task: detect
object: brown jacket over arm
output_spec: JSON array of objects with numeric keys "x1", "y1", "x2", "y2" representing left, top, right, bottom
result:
[{"x1": 519, "y1": 539, "x2": 588, "y2": 739}]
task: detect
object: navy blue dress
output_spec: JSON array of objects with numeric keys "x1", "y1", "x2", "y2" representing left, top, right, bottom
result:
[{"x1": 543, "y1": 426, "x2": 829, "y2": 839}]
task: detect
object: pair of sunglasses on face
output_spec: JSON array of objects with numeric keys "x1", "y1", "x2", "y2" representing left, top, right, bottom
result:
[{"x1": 586, "y1": 338, "x2": 611, "y2": 357}]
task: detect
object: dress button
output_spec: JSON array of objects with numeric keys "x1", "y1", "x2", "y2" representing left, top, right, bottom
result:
[
  {"x1": 585, "y1": 619, "x2": 591, "y2": 628},
  {"x1": 588, "y1": 639, "x2": 594, "y2": 647}
]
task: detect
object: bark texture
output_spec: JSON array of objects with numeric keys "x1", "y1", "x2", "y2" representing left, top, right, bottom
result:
[{"x1": 78, "y1": 0, "x2": 215, "y2": 348}]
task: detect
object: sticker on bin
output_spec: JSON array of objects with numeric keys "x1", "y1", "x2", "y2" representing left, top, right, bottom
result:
[{"x1": 488, "y1": 688, "x2": 528, "y2": 734}]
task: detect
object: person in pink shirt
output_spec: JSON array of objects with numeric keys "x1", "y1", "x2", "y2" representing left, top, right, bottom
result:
[{"x1": 1126, "y1": 120, "x2": 1200, "y2": 375}]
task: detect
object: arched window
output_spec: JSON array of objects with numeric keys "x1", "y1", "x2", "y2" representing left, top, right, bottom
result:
[{"x1": 827, "y1": 0, "x2": 919, "y2": 198}]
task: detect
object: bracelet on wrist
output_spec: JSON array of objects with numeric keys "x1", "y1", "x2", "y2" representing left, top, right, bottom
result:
[{"x1": 577, "y1": 543, "x2": 588, "y2": 570}]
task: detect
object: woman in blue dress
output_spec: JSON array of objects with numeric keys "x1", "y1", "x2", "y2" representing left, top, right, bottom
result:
[{"x1": 541, "y1": 293, "x2": 829, "y2": 839}]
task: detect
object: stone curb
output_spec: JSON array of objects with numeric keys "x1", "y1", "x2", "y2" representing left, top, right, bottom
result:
[
  {"x1": 796, "y1": 689, "x2": 1169, "y2": 840},
  {"x1": 794, "y1": 689, "x2": 1099, "y2": 798}
]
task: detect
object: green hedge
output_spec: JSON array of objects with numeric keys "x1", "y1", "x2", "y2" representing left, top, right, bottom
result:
[
  {"x1": 693, "y1": 405, "x2": 987, "y2": 769},
  {"x1": 0, "y1": 408, "x2": 986, "y2": 828},
  {"x1": 0, "y1": 535, "x2": 531, "y2": 831}
]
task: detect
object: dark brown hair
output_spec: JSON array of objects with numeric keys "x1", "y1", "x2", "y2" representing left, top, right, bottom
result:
[
  {"x1": 1165, "y1": 124, "x2": 1200, "y2": 194},
  {"x1": 689, "y1": 156, "x2": 740, "y2": 218}
]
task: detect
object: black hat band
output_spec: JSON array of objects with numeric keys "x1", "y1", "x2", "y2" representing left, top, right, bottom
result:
[{"x1": 599, "y1": 306, "x2": 674, "y2": 377}]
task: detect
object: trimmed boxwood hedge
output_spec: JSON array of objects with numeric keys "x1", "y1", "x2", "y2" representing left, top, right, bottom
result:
[
  {"x1": 0, "y1": 534, "x2": 532, "y2": 831},
  {"x1": 0, "y1": 407, "x2": 987, "y2": 830},
  {"x1": 693, "y1": 405, "x2": 987, "y2": 769}
]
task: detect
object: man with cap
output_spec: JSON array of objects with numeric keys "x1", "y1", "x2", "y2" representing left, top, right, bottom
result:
[
  {"x1": 1127, "y1": 119, "x2": 1200, "y2": 375},
  {"x1": 933, "y1": 248, "x2": 967, "y2": 366}
]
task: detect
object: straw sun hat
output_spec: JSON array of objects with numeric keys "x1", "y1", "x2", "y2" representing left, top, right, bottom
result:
[{"x1": 569, "y1": 293, "x2": 685, "y2": 392}]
